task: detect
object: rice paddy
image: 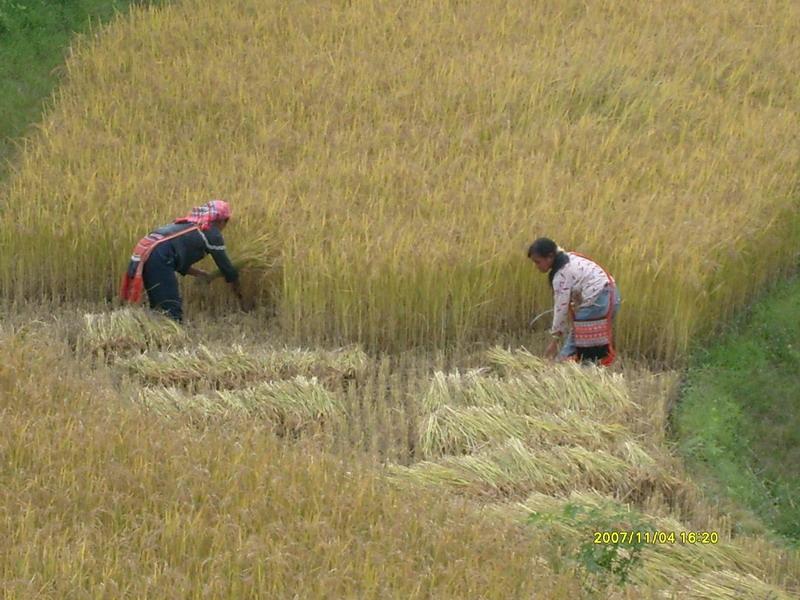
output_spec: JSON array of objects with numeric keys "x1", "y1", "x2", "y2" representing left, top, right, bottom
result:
[
  {"x1": 3, "y1": 0, "x2": 800, "y2": 359},
  {"x1": 4, "y1": 0, "x2": 800, "y2": 596}
]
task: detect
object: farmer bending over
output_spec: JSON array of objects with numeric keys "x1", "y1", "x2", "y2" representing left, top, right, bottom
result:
[
  {"x1": 527, "y1": 237, "x2": 621, "y2": 366},
  {"x1": 120, "y1": 200, "x2": 246, "y2": 322}
]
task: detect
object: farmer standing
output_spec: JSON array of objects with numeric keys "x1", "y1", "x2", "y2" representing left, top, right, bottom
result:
[
  {"x1": 527, "y1": 237, "x2": 621, "y2": 365},
  {"x1": 120, "y1": 200, "x2": 246, "y2": 322}
]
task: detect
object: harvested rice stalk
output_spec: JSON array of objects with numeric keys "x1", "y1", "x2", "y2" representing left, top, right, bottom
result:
[
  {"x1": 420, "y1": 369, "x2": 490, "y2": 412},
  {"x1": 215, "y1": 377, "x2": 343, "y2": 430},
  {"x1": 386, "y1": 461, "x2": 476, "y2": 489},
  {"x1": 419, "y1": 405, "x2": 535, "y2": 458},
  {"x1": 121, "y1": 344, "x2": 368, "y2": 390},
  {"x1": 552, "y1": 446, "x2": 631, "y2": 491},
  {"x1": 484, "y1": 346, "x2": 550, "y2": 376},
  {"x1": 422, "y1": 369, "x2": 633, "y2": 418},
  {"x1": 137, "y1": 376, "x2": 342, "y2": 432},
  {"x1": 391, "y1": 438, "x2": 642, "y2": 498},
  {"x1": 679, "y1": 570, "x2": 791, "y2": 600},
  {"x1": 419, "y1": 403, "x2": 640, "y2": 460},
  {"x1": 485, "y1": 346, "x2": 632, "y2": 411},
  {"x1": 79, "y1": 308, "x2": 187, "y2": 358}
]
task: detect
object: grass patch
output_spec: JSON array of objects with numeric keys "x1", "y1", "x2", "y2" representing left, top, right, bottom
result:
[
  {"x1": 0, "y1": 0, "x2": 162, "y2": 170},
  {"x1": 676, "y1": 277, "x2": 800, "y2": 541}
]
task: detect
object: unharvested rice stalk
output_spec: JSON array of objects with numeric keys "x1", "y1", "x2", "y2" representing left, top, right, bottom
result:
[
  {"x1": 4, "y1": 0, "x2": 800, "y2": 358},
  {"x1": 79, "y1": 308, "x2": 188, "y2": 358},
  {"x1": 137, "y1": 376, "x2": 342, "y2": 432},
  {"x1": 120, "y1": 344, "x2": 368, "y2": 390}
]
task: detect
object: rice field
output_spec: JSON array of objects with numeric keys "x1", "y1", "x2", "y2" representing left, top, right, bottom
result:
[
  {"x1": 6, "y1": 307, "x2": 782, "y2": 597},
  {"x1": 2, "y1": 0, "x2": 800, "y2": 359},
  {"x1": 4, "y1": 0, "x2": 800, "y2": 596}
]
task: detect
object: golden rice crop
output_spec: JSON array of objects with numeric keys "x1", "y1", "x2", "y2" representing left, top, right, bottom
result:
[
  {"x1": 419, "y1": 405, "x2": 535, "y2": 458},
  {"x1": 78, "y1": 307, "x2": 188, "y2": 358},
  {"x1": 2, "y1": 0, "x2": 800, "y2": 359},
  {"x1": 120, "y1": 343, "x2": 368, "y2": 390},
  {"x1": 138, "y1": 376, "x2": 342, "y2": 433}
]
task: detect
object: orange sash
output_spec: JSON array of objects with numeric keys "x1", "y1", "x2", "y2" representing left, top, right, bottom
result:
[{"x1": 119, "y1": 226, "x2": 199, "y2": 303}]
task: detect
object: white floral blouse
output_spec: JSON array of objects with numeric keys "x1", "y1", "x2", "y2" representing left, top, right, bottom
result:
[{"x1": 550, "y1": 253, "x2": 613, "y2": 336}]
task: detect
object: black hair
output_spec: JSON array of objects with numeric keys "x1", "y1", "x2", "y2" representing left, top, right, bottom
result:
[{"x1": 527, "y1": 237, "x2": 558, "y2": 259}]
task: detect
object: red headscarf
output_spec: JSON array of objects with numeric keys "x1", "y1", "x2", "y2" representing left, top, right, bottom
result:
[{"x1": 175, "y1": 200, "x2": 231, "y2": 231}]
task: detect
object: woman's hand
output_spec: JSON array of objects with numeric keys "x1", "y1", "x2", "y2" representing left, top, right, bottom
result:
[
  {"x1": 545, "y1": 338, "x2": 560, "y2": 360},
  {"x1": 229, "y1": 280, "x2": 253, "y2": 312},
  {"x1": 188, "y1": 267, "x2": 212, "y2": 283}
]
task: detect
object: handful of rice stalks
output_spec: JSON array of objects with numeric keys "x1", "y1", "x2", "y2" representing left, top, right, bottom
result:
[
  {"x1": 208, "y1": 232, "x2": 278, "y2": 280},
  {"x1": 79, "y1": 308, "x2": 187, "y2": 358}
]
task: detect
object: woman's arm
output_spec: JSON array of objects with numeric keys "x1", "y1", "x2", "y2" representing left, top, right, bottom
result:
[
  {"x1": 187, "y1": 266, "x2": 211, "y2": 281},
  {"x1": 550, "y1": 271, "x2": 572, "y2": 336}
]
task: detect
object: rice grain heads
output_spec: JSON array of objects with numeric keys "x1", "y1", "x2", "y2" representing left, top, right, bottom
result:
[{"x1": 3, "y1": 0, "x2": 800, "y2": 358}]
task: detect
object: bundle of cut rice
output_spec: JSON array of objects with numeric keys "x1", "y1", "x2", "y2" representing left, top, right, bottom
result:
[
  {"x1": 677, "y1": 570, "x2": 791, "y2": 600},
  {"x1": 390, "y1": 438, "x2": 640, "y2": 498},
  {"x1": 79, "y1": 308, "x2": 187, "y2": 358},
  {"x1": 485, "y1": 346, "x2": 632, "y2": 412},
  {"x1": 419, "y1": 405, "x2": 535, "y2": 458},
  {"x1": 422, "y1": 368, "x2": 633, "y2": 418},
  {"x1": 137, "y1": 376, "x2": 342, "y2": 432},
  {"x1": 419, "y1": 403, "x2": 644, "y2": 460},
  {"x1": 120, "y1": 344, "x2": 368, "y2": 390}
]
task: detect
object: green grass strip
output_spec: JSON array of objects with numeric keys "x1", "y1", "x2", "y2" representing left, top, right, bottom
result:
[
  {"x1": 0, "y1": 0, "x2": 162, "y2": 169},
  {"x1": 676, "y1": 277, "x2": 800, "y2": 542}
]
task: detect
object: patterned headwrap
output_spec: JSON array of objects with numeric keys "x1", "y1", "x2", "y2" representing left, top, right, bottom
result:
[{"x1": 175, "y1": 200, "x2": 232, "y2": 231}]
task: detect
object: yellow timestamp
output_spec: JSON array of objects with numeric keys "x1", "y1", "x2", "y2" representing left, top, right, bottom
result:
[{"x1": 593, "y1": 531, "x2": 719, "y2": 545}]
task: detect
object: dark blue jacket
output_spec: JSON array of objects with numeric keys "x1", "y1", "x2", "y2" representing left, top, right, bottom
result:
[{"x1": 151, "y1": 222, "x2": 238, "y2": 283}]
